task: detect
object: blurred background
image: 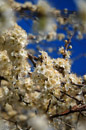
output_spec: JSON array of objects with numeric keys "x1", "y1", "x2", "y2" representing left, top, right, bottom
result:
[{"x1": 15, "y1": 0, "x2": 86, "y2": 76}]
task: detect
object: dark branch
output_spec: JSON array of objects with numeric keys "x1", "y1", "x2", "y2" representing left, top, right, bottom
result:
[
  {"x1": 0, "y1": 76, "x2": 8, "y2": 87},
  {"x1": 50, "y1": 104, "x2": 86, "y2": 119},
  {"x1": 45, "y1": 100, "x2": 51, "y2": 113},
  {"x1": 60, "y1": 91, "x2": 83, "y2": 105},
  {"x1": 50, "y1": 92, "x2": 65, "y2": 103},
  {"x1": 72, "y1": 82, "x2": 86, "y2": 87},
  {"x1": 28, "y1": 53, "x2": 42, "y2": 67},
  {"x1": 28, "y1": 53, "x2": 37, "y2": 67}
]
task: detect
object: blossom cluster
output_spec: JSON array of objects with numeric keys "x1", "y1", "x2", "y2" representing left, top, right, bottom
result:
[{"x1": 0, "y1": 0, "x2": 86, "y2": 130}]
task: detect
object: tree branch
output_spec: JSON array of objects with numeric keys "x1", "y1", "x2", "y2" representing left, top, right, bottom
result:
[
  {"x1": 60, "y1": 91, "x2": 83, "y2": 105},
  {"x1": 28, "y1": 53, "x2": 42, "y2": 67},
  {"x1": 50, "y1": 104, "x2": 86, "y2": 119}
]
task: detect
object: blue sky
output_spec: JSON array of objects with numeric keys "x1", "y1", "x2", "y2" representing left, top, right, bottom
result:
[{"x1": 16, "y1": 0, "x2": 86, "y2": 76}]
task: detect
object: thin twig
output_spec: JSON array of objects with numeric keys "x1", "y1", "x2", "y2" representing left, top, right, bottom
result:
[
  {"x1": 57, "y1": 118, "x2": 75, "y2": 128},
  {"x1": 50, "y1": 92, "x2": 65, "y2": 103},
  {"x1": 61, "y1": 81, "x2": 86, "y2": 88},
  {"x1": 63, "y1": 33, "x2": 74, "y2": 58},
  {"x1": 72, "y1": 82, "x2": 86, "y2": 87},
  {"x1": 45, "y1": 100, "x2": 51, "y2": 113},
  {"x1": 28, "y1": 53, "x2": 42, "y2": 67},
  {"x1": 28, "y1": 53, "x2": 37, "y2": 67},
  {"x1": 60, "y1": 91, "x2": 83, "y2": 105}
]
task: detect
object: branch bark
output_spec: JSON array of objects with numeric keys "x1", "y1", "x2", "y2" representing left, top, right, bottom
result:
[{"x1": 50, "y1": 104, "x2": 86, "y2": 119}]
